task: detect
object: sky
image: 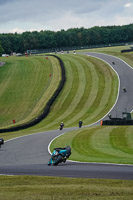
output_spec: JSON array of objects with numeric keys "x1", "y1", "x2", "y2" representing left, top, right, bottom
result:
[{"x1": 0, "y1": 0, "x2": 133, "y2": 33}]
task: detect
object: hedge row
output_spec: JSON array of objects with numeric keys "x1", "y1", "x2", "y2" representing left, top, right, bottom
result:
[
  {"x1": 0, "y1": 55, "x2": 66, "y2": 133},
  {"x1": 121, "y1": 49, "x2": 133, "y2": 53}
]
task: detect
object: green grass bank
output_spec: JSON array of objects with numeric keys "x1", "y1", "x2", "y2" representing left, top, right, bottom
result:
[
  {"x1": 0, "y1": 176, "x2": 133, "y2": 200},
  {"x1": 0, "y1": 55, "x2": 61, "y2": 128},
  {"x1": 23, "y1": 54, "x2": 118, "y2": 132},
  {"x1": 51, "y1": 125, "x2": 133, "y2": 164}
]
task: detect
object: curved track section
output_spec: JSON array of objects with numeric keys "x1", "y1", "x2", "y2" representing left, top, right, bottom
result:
[
  {"x1": 0, "y1": 53, "x2": 133, "y2": 179},
  {"x1": 85, "y1": 52, "x2": 133, "y2": 120}
]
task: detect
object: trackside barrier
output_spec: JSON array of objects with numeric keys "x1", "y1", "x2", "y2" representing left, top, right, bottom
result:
[
  {"x1": 102, "y1": 120, "x2": 133, "y2": 125},
  {"x1": 0, "y1": 55, "x2": 66, "y2": 133},
  {"x1": 121, "y1": 49, "x2": 133, "y2": 53}
]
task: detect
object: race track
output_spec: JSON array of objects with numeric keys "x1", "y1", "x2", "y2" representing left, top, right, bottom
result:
[{"x1": 0, "y1": 52, "x2": 133, "y2": 179}]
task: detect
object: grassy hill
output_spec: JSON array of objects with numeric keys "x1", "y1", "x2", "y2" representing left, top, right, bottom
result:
[
  {"x1": 0, "y1": 55, "x2": 61, "y2": 128},
  {"x1": 23, "y1": 54, "x2": 117, "y2": 132},
  {"x1": 0, "y1": 52, "x2": 118, "y2": 134}
]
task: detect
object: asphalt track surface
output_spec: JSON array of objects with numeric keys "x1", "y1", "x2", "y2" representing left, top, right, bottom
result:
[{"x1": 0, "y1": 52, "x2": 133, "y2": 180}]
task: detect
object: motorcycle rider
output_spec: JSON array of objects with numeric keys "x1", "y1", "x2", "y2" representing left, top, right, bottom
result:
[
  {"x1": 65, "y1": 146, "x2": 71, "y2": 158},
  {"x1": 60, "y1": 122, "x2": 64, "y2": 130},
  {"x1": 48, "y1": 146, "x2": 71, "y2": 166},
  {"x1": 123, "y1": 87, "x2": 126, "y2": 92},
  {"x1": 112, "y1": 61, "x2": 115, "y2": 65},
  {"x1": 79, "y1": 120, "x2": 83, "y2": 128}
]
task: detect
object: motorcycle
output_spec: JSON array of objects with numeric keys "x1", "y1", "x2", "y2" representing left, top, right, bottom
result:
[
  {"x1": 123, "y1": 87, "x2": 127, "y2": 92},
  {"x1": 0, "y1": 138, "x2": 4, "y2": 148},
  {"x1": 79, "y1": 120, "x2": 83, "y2": 128},
  {"x1": 48, "y1": 146, "x2": 71, "y2": 166},
  {"x1": 60, "y1": 122, "x2": 64, "y2": 130}
]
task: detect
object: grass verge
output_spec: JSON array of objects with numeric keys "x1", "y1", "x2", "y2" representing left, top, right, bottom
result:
[
  {"x1": 0, "y1": 176, "x2": 133, "y2": 200},
  {"x1": 50, "y1": 126, "x2": 133, "y2": 164}
]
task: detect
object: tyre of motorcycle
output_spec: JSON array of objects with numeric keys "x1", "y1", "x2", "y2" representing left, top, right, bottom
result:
[
  {"x1": 0, "y1": 138, "x2": 4, "y2": 145},
  {"x1": 48, "y1": 159, "x2": 52, "y2": 166},
  {"x1": 53, "y1": 155, "x2": 63, "y2": 166}
]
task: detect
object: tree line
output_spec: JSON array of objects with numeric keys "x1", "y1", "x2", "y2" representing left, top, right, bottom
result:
[{"x1": 0, "y1": 23, "x2": 133, "y2": 55}]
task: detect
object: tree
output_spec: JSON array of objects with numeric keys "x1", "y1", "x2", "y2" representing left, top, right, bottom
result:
[
  {"x1": 0, "y1": 24, "x2": 133, "y2": 53},
  {"x1": 0, "y1": 42, "x2": 3, "y2": 56},
  {"x1": 0, "y1": 35, "x2": 11, "y2": 54}
]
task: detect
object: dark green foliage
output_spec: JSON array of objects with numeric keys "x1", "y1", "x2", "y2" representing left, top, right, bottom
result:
[
  {"x1": 0, "y1": 42, "x2": 3, "y2": 56},
  {"x1": 0, "y1": 24, "x2": 133, "y2": 54}
]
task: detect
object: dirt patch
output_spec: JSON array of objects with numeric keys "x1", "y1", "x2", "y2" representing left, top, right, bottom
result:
[{"x1": 0, "y1": 62, "x2": 5, "y2": 67}]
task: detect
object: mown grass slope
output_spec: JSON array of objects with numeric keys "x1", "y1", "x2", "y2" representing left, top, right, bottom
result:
[
  {"x1": 0, "y1": 55, "x2": 61, "y2": 128},
  {"x1": 0, "y1": 53, "x2": 118, "y2": 133},
  {"x1": 29, "y1": 54, "x2": 118, "y2": 132},
  {"x1": 51, "y1": 125, "x2": 133, "y2": 164}
]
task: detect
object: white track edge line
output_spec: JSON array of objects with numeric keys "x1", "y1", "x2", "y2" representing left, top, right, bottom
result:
[
  {"x1": 48, "y1": 131, "x2": 67, "y2": 155},
  {"x1": 85, "y1": 54, "x2": 120, "y2": 124}
]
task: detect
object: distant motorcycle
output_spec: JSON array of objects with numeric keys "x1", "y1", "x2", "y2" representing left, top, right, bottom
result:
[
  {"x1": 123, "y1": 87, "x2": 127, "y2": 92},
  {"x1": 79, "y1": 120, "x2": 83, "y2": 128},
  {"x1": 60, "y1": 122, "x2": 64, "y2": 130},
  {"x1": 0, "y1": 138, "x2": 4, "y2": 148},
  {"x1": 48, "y1": 146, "x2": 71, "y2": 166}
]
